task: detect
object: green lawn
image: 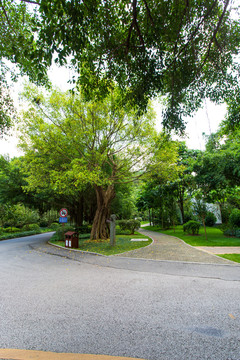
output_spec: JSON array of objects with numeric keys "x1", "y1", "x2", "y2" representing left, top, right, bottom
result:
[
  {"x1": 141, "y1": 221, "x2": 150, "y2": 225},
  {"x1": 143, "y1": 225, "x2": 240, "y2": 247},
  {"x1": 218, "y1": 254, "x2": 240, "y2": 263},
  {"x1": 50, "y1": 232, "x2": 152, "y2": 255}
]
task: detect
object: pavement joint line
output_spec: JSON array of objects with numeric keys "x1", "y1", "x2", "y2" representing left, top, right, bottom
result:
[{"x1": 0, "y1": 349, "x2": 146, "y2": 360}]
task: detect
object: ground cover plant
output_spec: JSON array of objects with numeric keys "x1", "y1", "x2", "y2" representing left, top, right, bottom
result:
[
  {"x1": 49, "y1": 232, "x2": 152, "y2": 256},
  {"x1": 144, "y1": 225, "x2": 240, "y2": 247}
]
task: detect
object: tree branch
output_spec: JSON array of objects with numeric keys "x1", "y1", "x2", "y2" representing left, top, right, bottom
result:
[
  {"x1": 0, "y1": 0, "x2": 17, "y2": 35},
  {"x1": 132, "y1": 0, "x2": 145, "y2": 49},
  {"x1": 199, "y1": 0, "x2": 230, "y2": 70},
  {"x1": 19, "y1": 0, "x2": 40, "y2": 5},
  {"x1": 142, "y1": 0, "x2": 154, "y2": 27}
]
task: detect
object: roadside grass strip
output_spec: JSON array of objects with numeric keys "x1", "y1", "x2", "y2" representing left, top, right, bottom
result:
[{"x1": 218, "y1": 254, "x2": 240, "y2": 263}]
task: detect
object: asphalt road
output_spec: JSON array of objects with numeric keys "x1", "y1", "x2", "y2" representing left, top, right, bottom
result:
[{"x1": 0, "y1": 233, "x2": 240, "y2": 360}]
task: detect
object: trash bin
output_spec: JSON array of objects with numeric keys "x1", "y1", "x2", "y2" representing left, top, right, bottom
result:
[{"x1": 65, "y1": 231, "x2": 79, "y2": 248}]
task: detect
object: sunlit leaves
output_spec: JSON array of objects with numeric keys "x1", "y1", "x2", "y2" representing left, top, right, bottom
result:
[
  {"x1": 2, "y1": 0, "x2": 240, "y2": 133},
  {"x1": 19, "y1": 85, "x2": 178, "y2": 196}
]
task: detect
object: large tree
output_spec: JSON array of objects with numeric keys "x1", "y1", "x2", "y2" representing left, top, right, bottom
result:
[
  {"x1": 191, "y1": 132, "x2": 240, "y2": 224},
  {"x1": 1, "y1": 0, "x2": 240, "y2": 132},
  {"x1": 0, "y1": 0, "x2": 49, "y2": 134},
  {"x1": 19, "y1": 86, "x2": 178, "y2": 240},
  {"x1": 0, "y1": 62, "x2": 15, "y2": 135}
]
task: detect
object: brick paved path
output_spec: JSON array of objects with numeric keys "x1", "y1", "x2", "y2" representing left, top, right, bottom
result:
[
  {"x1": 31, "y1": 230, "x2": 238, "y2": 265},
  {"x1": 116, "y1": 229, "x2": 236, "y2": 265}
]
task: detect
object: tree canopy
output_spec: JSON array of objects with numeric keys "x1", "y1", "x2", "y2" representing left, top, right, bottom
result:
[
  {"x1": 19, "y1": 85, "x2": 178, "y2": 239},
  {"x1": 0, "y1": 61, "x2": 14, "y2": 135},
  {"x1": 0, "y1": 0, "x2": 240, "y2": 133}
]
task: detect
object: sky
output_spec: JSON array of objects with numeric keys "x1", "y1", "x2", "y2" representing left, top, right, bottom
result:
[{"x1": 0, "y1": 65, "x2": 227, "y2": 158}]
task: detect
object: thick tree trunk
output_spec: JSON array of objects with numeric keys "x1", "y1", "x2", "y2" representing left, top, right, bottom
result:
[
  {"x1": 90, "y1": 185, "x2": 116, "y2": 240},
  {"x1": 69, "y1": 195, "x2": 84, "y2": 227}
]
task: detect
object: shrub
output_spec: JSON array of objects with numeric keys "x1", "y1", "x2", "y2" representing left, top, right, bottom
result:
[
  {"x1": 39, "y1": 220, "x2": 49, "y2": 227},
  {"x1": 218, "y1": 223, "x2": 228, "y2": 233},
  {"x1": 117, "y1": 219, "x2": 140, "y2": 234},
  {"x1": 50, "y1": 222, "x2": 60, "y2": 231},
  {"x1": 75, "y1": 225, "x2": 91, "y2": 234},
  {"x1": 3, "y1": 227, "x2": 21, "y2": 233},
  {"x1": 235, "y1": 229, "x2": 240, "y2": 238},
  {"x1": 183, "y1": 220, "x2": 201, "y2": 235},
  {"x1": 220, "y1": 204, "x2": 233, "y2": 224},
  {"x1": 22, "y1": 223, "x2": 40, "y2": 231},
  {"x1": 55, "y1": 225, "x2": 75, "y2": 241},
  {"x1": 205, "y1": 212, "x2": 217, "y2": 227},
  {"x1": 224, "y1": 228, "x2": 236, "y2": 237},
  {"x1": 229, "y1": 208, "x2": 240, "y2": 229}
]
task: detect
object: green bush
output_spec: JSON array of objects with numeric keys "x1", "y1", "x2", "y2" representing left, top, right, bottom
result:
[
  {"x1": 22, "y1": 223, "x2": 40, "y2": 231},
  {"x1": 218, "y1": 223, "x2": 228, "y2": 233},
  {"x1": 75, "y1": 225, "x2": 91, "y2": 234},
  {"x1": 50, "y1": 222, "x2": 60, "y2": 231},
  {"x1": 223, "y1": 227, "x2": 240, "y2": 238},
  {"x1": 183, "y1": 220, "x2": 201, "y2": 235},
  {"x1": 3, "y1": 227, "x2": 21, "y2": 233},
  {"x1": 205, "y1": 212, "x2": 217, "y2": 227},
  {"x1": 235, "y1": 229, "x2": 240, "y2": 238},
  {"x1": 220, "y1": 204, "x2": 233, "y2": 224},
  {"x1": 117, "y1": 219, "x2": 140, "y2": 234},
  {"x1": 39, "y1": 220, "x2": 49, "y2": 227},
  {"x1": 229, "y1": 208, "x2": 240, "y2": 229},
  {"x1": 55, "y1": 225, "x2": 75, "y2": 241},
  {"x1": 224, "y1": 228, "x2": 236, "y2": 237}
]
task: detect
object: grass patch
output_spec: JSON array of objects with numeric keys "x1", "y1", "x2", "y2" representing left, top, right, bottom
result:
[
  {"x1": 50, "y1": 232, "x2": 152, "y2": 255},
  {"x1": 143, "y1": 225, "x2": 240, "y2": 247},
  {"x1": 218, "y1": 254, "x2": 240, "y2": 263},
  {"x1": 141, "y1": 221, "x2": 150, "y2": 225}
]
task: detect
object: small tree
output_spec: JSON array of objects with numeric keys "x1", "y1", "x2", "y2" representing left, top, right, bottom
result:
[{"x1": 193, "y1": 198, "x2": 208, "y2": 240}]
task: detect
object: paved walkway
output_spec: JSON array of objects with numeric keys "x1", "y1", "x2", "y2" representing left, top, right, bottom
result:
[
  {"x1": 116, "y1": 229, "x2": 236, "y2": 265},
  {"x1": 30, "y1": 230, "x2": 239, "y2": 265}
]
